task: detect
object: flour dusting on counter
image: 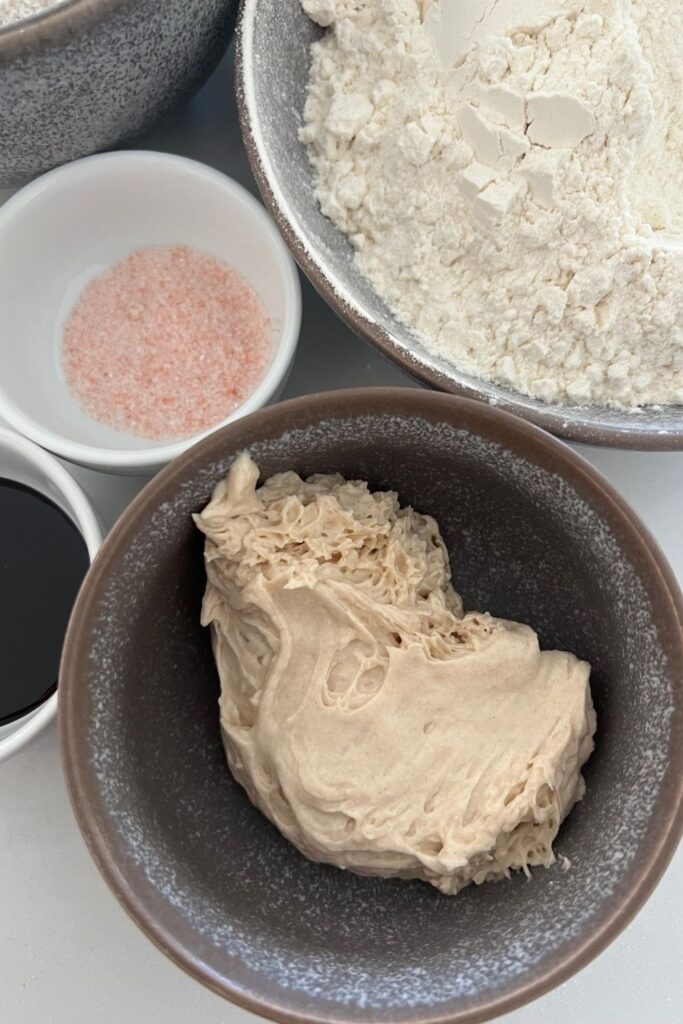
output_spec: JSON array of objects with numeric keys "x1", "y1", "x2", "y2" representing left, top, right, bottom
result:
[{"x1": 300, "y1": 0, "x2": 683, "y2": 408}]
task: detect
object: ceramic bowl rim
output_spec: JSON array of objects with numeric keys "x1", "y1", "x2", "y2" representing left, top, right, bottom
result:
[
  {"x1": 59, "y1": 387, "x2": 683, "y2": 1024},
  {"x1": 0, "y1": 425, "x2": 102, "y2": 763},
  {"x1": 0, "y1": 0, "x2": 131, "y2": 53},
  {"x1": 0, "y1": 0, "x2": 237, "y2": 56},
  {"x1": 0, "y1": 150, "x2": 302, "y2": 472},
  {"x1": 234, "y1": 0, "x2": 683, "y2": 453}
]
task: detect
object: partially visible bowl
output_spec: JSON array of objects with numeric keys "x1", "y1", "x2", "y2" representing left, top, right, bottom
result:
[
  {"x1": 0, "y1": 0, "x2": 237, "y2": 188},
  {"x1": 0, "y1": 426, "x2": 101, "y2": 763},
  {"x1": 60, "y1": 388, "x2": 683, "y2": 1024},
  {"x1": 0, "y1": 151, "x2": 301, "y2": 474},
  {"x1": 236, "y1": 0, "x2": 683, "y2": 451}
]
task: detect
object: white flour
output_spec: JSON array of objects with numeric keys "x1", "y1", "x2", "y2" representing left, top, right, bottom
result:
[
  {"x1": 300, "y1": 0, "x2": 683, "y2": 408},
  {"x1": 0, "y1": 0, "x2": 65, "y2": 28}
]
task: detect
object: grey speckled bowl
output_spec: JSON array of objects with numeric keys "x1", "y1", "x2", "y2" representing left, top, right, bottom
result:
[
  {"x1": 60, "y1": 390, "x2": 683, "y2": 1024},
  {"x1": 0, "y1": 0, "x2": 238, "y2": 188},
  {"x1": 236, "y1": 0, "x2": 683, "y2": 451}
]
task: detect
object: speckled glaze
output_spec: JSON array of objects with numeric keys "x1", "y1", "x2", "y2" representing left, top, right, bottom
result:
[
  {"x1": 0, "y1": 0, "x2": 238, "y2": 187},
  {"x1": 60, "y1": 390, "x2": 683, "y2": 1024},
  {"x1": 235, "y1": 0, "x2": 683, "y2": 452}
]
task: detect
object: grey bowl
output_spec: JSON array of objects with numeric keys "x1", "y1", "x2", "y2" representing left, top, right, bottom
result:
[
  {"x1": 236, "y1": 0, "x2": 683, "y2": 451},
  {"x1": 61, "y1": 389, "x2": 683, "y2": 1024},
  {"x1": 0, "y1": 0, "x2": 238, "y2": 188}
]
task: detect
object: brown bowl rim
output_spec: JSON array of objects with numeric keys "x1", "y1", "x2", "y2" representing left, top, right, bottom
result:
[
  {"x1": 60, "y1": 388, "x2": 683, "y2": 1024},
  {"x1": 233, "y1": 0, "x2": 683, "y2": 453}
]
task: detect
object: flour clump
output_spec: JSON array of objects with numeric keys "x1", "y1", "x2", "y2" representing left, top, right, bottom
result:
[
  {"x1": 196, "y1": 454, "x2": 595, "y2": 895},
  {"x1": 300, "y1": 0, "x2": 683, "y2": 408}
]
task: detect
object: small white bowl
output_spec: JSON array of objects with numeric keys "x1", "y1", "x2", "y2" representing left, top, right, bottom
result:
[
  {"x1": 0, "y1": 427, "x2": 102, "y2": 763},
  {"x1": 0, "y1": 151, "x2": 301, "y2": 474}
]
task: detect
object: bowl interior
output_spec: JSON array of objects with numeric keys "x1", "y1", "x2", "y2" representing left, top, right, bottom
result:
[
  {"x1": 61, "y1": 392, "x2": 682, "y2": 1023},
  {"x1": 239, "y1": 0, "x2": 683, "y2": 449},
  {"x1": 0, "y1": 152, "x2": 297, "y2": 455}
]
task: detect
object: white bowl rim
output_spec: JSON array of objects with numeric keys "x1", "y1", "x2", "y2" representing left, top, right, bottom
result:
[
  {"x1": 0, "y1": 150, "x2": 302, "y2": 471},
  {"x1": 0, "y1": 426, "x2": 102, "y2": 763}
]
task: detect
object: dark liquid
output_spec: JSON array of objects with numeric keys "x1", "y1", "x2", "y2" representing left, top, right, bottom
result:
[{"x1": 0, "y1": 479, "x2": 90, "y2": 726}]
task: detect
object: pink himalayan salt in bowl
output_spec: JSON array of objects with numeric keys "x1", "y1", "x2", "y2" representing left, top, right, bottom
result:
[
  {"x1": 0, "y1": 151, "x2": 301, "y2": 474},
  {"x1": 61, "y1": 244, "x2": 273, "y2": 444}
]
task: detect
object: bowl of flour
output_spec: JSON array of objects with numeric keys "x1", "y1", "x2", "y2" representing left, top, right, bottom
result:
[
  {"x1": 0, "y1": 0, "x2": 238, "y2": 187},
  {"x1": 237, "y1": 0, "x2": 683, "y2": 449}
]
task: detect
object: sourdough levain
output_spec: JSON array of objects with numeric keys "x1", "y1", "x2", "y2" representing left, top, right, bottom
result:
[{"x1": 196, "y1": 454, "x2": 595, "y2": 895}]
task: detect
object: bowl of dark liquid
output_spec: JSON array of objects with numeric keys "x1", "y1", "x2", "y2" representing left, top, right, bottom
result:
[{"x1": 0, "y1": 427, "x2": 101, "y2": 762}]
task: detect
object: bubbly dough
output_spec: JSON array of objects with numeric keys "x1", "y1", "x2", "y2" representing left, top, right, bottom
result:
[{"x1": 195, "y1": 454, "x2": 595, "y2": 895}]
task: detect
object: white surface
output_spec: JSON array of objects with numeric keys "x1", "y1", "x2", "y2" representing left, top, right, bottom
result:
[
  {"x1": 0, "y1": 151, "x2": 300, "y2": 472},
  {"x1": 1, "y1": 47, "x2": 682, "y2": 1024},
  {"x1": 0, "y1": 428, "x2": 102, "y2": 760}
]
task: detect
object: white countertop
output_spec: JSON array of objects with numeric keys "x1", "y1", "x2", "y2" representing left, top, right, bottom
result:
[{"x1": 1, "y1": 47, "x2": 682, "y2": 1024}]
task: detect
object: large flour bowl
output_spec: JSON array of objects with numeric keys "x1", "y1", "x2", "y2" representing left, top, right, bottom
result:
[{"x1": 236, "y1": 0, "x2": 683, "y2": 451}]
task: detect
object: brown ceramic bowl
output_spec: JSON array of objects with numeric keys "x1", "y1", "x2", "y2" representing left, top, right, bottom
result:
[
  {"x1": 235, "y1": 0, "x2": 683, "y2": 452},
  {"x1": 60, "y1": 389, "x2": 683, "y2": 1024}
]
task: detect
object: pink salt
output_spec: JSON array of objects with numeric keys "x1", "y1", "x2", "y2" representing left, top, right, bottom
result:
[{"x1": 62, "y1": 244, "x2": 272, "y2": 442}]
